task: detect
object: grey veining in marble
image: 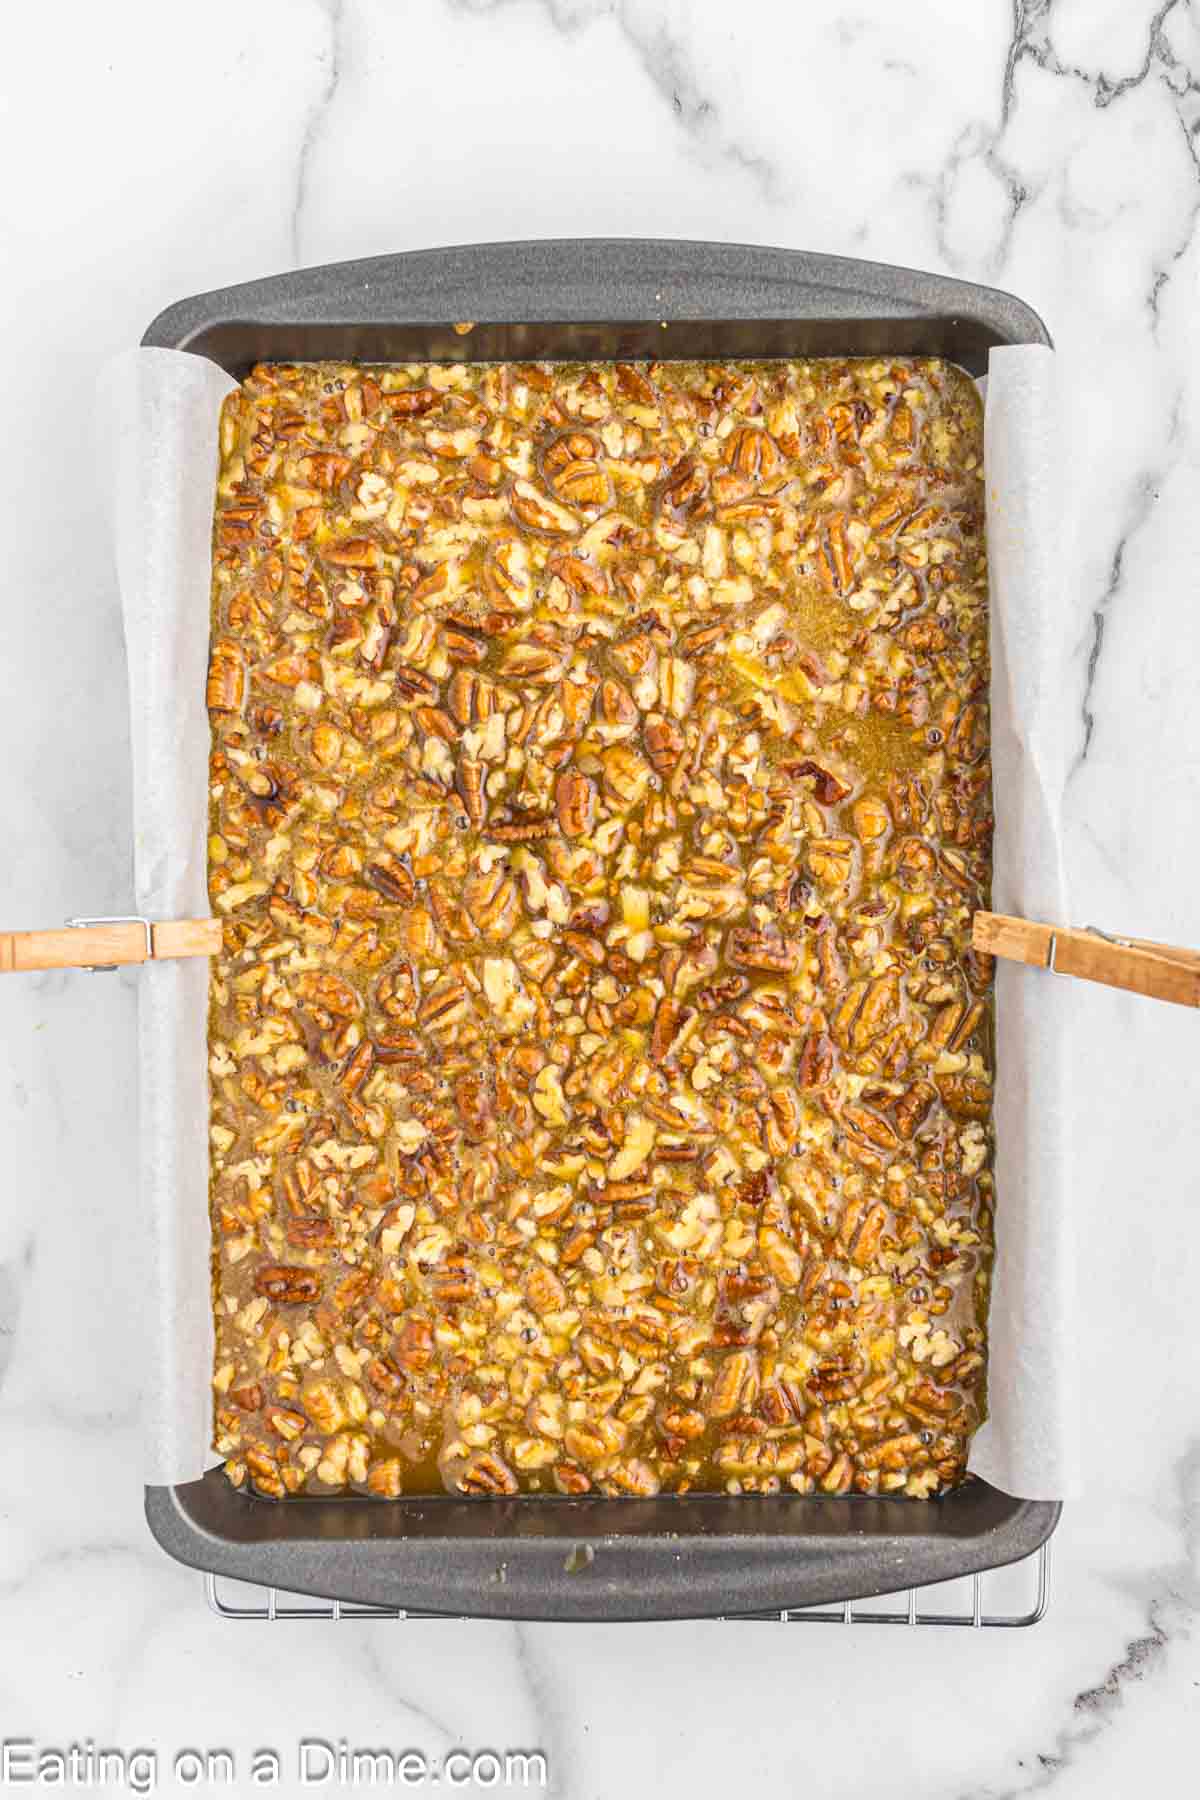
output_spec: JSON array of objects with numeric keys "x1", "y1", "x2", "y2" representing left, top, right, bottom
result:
[{"x1": 0, "y1": 0, "x2": 1197, "y2": 1794}]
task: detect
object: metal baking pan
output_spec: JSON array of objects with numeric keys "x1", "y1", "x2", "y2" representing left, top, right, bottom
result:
[{"x1": 141, "y1": 239, "x2": 1059, "y2": 1622}]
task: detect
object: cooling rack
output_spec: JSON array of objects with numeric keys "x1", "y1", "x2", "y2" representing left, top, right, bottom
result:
[{"x1": 204, "y1": 1541, "x2": 1049, "y2": 1627}]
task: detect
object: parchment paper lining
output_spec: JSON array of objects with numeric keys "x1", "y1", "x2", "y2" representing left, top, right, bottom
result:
[{"x1": 100, "y1": 344, "x2": 1076, "y2": 1499}]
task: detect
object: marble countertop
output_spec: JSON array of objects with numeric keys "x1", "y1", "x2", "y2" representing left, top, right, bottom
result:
[{"x1": 1, "y1": 0, "x2": 1197, "y2": 1793}]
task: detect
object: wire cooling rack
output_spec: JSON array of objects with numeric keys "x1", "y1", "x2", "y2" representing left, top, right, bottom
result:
[{"x1": 205, "y1": 1540, "x2": 1048, "y2": 1627}]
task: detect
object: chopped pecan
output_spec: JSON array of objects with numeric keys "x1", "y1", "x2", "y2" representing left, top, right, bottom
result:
[
  {"x1": 555, "y1": 770, "x2": 595, "y2": 837},
  {"x1": 727, "y1": 928, "x2": 798, "y2": 974},
  {"x1": 365, "y1": 854, "x2": 416, "y2": 905},
  {"x1": 253, "y1": 1265, "x2": 321, "y2": 1304},
  {"x1": 209, "y1": 353, "x2": 992, "y2": 1502}
]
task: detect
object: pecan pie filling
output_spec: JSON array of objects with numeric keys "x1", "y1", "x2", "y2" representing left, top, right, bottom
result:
[{"x1": 206, "y1": 356, "x2": 993, "y2": 1500}]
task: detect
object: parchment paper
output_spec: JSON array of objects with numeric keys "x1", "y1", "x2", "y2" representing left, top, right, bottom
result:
[
  {"x1": 970, "y1": 346, "x2": 1077, "y2": 1499},
  {"x1": 100, "y1": 343, "x2": 1077, "y2": 1498},
  {"x1": 100, "y1": 349, "x2": 237, "y2": 1485}
]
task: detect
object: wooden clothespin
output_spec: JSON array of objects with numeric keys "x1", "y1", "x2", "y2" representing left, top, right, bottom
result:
[
  {"x1": 0, "y1": 915, "x2": 221, "y2": 974},
  {"x1": 973, "y1": 913, "x2": 1199, "y2": 1010}
]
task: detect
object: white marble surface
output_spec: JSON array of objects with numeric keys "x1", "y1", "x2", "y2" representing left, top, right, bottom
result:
[{"x1": 1, "y1": 0, "x2": 1197, "y2": 1793}]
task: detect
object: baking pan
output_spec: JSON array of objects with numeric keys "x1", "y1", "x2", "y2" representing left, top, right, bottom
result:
[{"x1": 141, "y1": 239, "x2": 1060, "y2": 1621}]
